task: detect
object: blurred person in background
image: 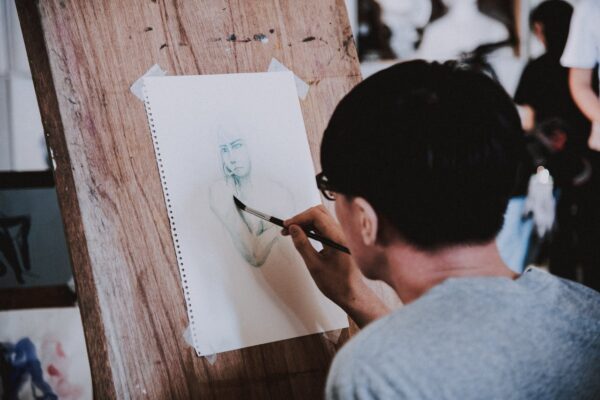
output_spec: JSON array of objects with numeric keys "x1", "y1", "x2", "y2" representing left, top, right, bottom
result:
[
  {"x1": 513, "y1": 0, "x2": 595, "y2": 286},
  {"x1": 561, "y1": 0, "x2": 600, "y2": 291},
  {"x1": 515, "y1": 0, "x2": 591, "y2": 149}
]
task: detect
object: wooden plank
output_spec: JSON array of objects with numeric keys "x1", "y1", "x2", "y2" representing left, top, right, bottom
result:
[
  {"x1": 16, "y1": 0, "x2": 399, "y2": 398},
  {"x1": 15, "y1": 1, "x2": 117, "y2": 397},
  {"x1": 0, "y1": 285, "x2": 76, "y2": 311}
]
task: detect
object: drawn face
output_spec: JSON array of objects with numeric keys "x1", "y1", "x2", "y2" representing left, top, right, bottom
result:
[{"x1": 219, "y1": 138, "x2": 251, "y2": 178}]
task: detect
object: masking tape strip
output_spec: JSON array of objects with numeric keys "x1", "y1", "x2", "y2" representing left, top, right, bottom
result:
[
  {"x1": 183, "y1": 326, "x2": 217, "y2": 364},
  {"x1": 130, "y1": 64, "x2": 167, "y2": 101},
  {"x1": 323, "y1": 329, "x2": 343, "y2": 345},
  {"x1": 267, "y1": 58, "x2": 310, "y2": 100}
]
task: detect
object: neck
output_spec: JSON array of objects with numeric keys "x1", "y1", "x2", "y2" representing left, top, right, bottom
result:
[
  {"x1": 379, "y1": 241, "x2": 517, "y2": 304},
  {"x1": 228, "y1": 174, "x2": 251, "y2": 192},
  {"x1": 448, "y1": 1, "x2": 480, "y2": 17}
]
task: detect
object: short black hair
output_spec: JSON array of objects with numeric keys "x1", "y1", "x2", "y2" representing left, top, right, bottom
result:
[
  {"x1": 321, "y1": 60, "x2": 524, "y2": 250},
  {"x1": 529, "y1": 0, "x2": 573, "y2": 58}
]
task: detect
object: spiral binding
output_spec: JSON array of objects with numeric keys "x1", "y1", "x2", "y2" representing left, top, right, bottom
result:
[{"x1": 143, "y1": 83, "x2": 199, "y2": 353}]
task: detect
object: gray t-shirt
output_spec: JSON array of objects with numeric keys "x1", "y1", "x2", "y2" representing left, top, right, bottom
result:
[{"x1": 327, "y1": 267, "x2": 600, "y2": 400}]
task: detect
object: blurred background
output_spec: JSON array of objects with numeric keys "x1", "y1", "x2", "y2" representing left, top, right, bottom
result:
[
  {"x1": 0, "y1": 0, "x2": 598, "y2": 296},
  {"x1": 0, "y1": 0, "x2": 71, "y2": 291},
  {"x1": 351, "y1": 0, "x2": 539, "y2": 90},
  {"x1": 349, "y1": 0, "x2": 600, "y2": 293},
  {"x1": 1, "y1": 1, "x2": 598, "y2": 396}
]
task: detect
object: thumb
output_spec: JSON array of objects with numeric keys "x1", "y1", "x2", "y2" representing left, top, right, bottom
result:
[{"x1": 289, "y1": 225, "x2": 318, "y2": 263}]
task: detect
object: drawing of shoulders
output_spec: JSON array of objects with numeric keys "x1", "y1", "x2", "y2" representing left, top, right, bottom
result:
[
  {"x1": 208, "y1": 179, "x2": 233, "y2": 214},
  {"x1": 257, "y1": 178, "x2": 295, "y2": 215}
]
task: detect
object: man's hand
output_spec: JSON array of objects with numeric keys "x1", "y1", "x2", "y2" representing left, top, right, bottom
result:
[{"x1": 283, "y1": 205, "x2": 389, "y2": 327}]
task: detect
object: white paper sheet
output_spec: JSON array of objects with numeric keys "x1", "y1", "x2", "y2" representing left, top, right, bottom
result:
[
  {"x1": 0, "y1": 307, "x2": 92, "y2": 400},
  {"x1": 143, "y1": 72, "x2": 348, "y2": 355}
]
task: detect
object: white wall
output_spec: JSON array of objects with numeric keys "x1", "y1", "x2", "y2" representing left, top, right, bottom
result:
[
  {"x1": 345, "y1": 0, "x2": 358, "y2": 38},
  {"x1": 0, "y1": 0, "x2": 47, "y2": 171}
]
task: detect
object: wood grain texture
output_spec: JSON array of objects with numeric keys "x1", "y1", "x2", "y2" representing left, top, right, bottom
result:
[{"x1": 16, "y1": 0, "x2": 400, "y2": 398}]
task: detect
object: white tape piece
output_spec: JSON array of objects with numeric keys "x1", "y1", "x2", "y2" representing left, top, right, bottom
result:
[
  {"x1": 67, "y1": 277, "x2": 76, "y2": 294},
  {"x1": 183, "y1": 326, "x2": 218, "y2": 364},
  {"x1": 48, "y1": 146, "x2": 57, "y2": 171},
  {"x1": 267, "y1": 58, "x2": 309, "y2": 100},
  {"x1": 204, "y1": 353, "x2": 218, "y2": 365},
  {"x1": 323, "y1": 329, "x2": 343, "y2": 345},
  {"x1": 130, "y1": 64, "x2": 167, "y2": 101}
]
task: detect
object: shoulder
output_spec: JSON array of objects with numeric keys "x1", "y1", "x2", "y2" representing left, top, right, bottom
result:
[
  {"x1": 525, "y1": 56, "x2": 549, "y2": 72},
  {"x1": 209, "y1": 179, "x2": 227, "y2": 195},
  {"x1": 327, "y1": 315, "x2": 414, "y2": 400},
  {"x1": 328, "y1": 273, "x2": 600, "y2": 399},
  {"x1": 515, "y1": 57, "x2": 546, "y2": 91},
  {"x1": 479, "y1": 15, "x2": 509, "y2": 37},
  {"x1": 208, "y1": 180, "x2": 231, "y2": 207},
  {"x1": 262, "y1": 179, "x2": 294, "y2": 211},
  {"x1": 327, "y1": 294, "x2": 457, "y2": 399},
  {"x1": 268, "y1": 180, "x2": 292, "y2": 199}
]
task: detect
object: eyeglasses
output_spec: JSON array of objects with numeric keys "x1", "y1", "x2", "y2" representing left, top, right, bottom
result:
[{"x1": 316, "y1": 172, "x2": 337, "y2": 201}]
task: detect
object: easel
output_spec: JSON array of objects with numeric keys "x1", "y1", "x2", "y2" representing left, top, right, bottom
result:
[{"x1": 15, "y1": 1, "x2": 398, "y2": 398}]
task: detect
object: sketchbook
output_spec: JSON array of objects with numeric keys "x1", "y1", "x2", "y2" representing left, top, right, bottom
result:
[{"x1": 142, "y1": 72, "x2": 348, "y2": 355}]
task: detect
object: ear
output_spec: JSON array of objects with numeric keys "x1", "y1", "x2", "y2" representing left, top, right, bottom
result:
[{"x1": 351, "y1": 197, "x2": 379, "y2": 246}]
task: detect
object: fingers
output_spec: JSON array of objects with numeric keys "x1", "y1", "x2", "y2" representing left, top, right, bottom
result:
[
  {"x1": 284, "y1": 205, "x2": 331, "y2": 233},
  {"x1": 288, "y1": 225, "x2": 319, "y2": 265}
]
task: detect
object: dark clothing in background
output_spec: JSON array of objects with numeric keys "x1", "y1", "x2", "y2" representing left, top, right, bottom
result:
[
  {"x1": 515, "y1": 53, "x2": 600, "y2": 292},
  {"x1": 515, "y1": 53, "x2": 591, "y2": 150}
]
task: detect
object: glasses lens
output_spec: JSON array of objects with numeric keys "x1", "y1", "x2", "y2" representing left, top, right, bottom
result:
[{"x1": 316, "y1": 172, "x2": 336, "y2": 201}]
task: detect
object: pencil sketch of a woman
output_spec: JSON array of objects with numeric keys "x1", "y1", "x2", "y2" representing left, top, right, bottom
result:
[{"x1": 209, "y1": 127, "x2": 293, "y2": 267}]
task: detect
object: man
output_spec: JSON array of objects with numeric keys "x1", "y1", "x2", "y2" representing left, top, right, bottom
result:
[
  {"x1": 282, "y1": 61, "x2": 600, "y2": 399},
  {"x1": 561, "y1": 0, "x2": 600, "y2": 291}
]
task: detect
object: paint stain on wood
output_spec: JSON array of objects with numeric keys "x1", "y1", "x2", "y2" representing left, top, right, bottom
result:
[
  {"x1": 342, "y1": 34, "x2": 355, "y2": 59},
  {"x1": 144, "y1": 27, "x2": 153, "y2": 32},
  {"x1": 159, "y1": 43, "x2": 168, "y2": 50},
  {"x1": 253, "y1": 34, "x2": 268, "y2": 43},
  {"x1": 269, "y1": 29, "x2": 275, "y2": 34},
  {"x1": 302, "y1": 36, "x2": 316, "y2": 42},
  {"x1": 226, "y1": 34, "x2": 237, "y2": 42}
]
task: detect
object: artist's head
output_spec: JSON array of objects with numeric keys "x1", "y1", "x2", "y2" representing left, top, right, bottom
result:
[
  {"x1": 319, "y1": 60, "x2": 523, "y2": 278},
  {"x1": 529, "y1": 0, "x2": 573, "y2": 58},
  {"x1": 217, "y1": 127, "x2": 251, "y2": 179}
]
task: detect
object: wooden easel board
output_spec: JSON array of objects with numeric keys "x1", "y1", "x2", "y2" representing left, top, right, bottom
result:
[{"x1": 15, "y1": 0, "x2": 396, "y2": 398}]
